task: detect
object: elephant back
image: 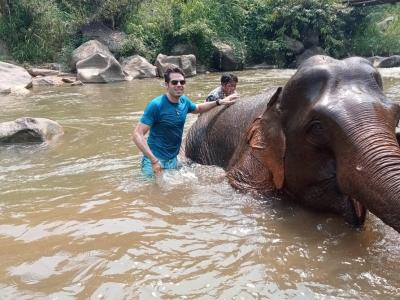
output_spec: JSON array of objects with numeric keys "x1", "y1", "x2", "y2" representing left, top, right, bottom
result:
[{"x1": 185, "y1": 88, "x2": 278, "y2": 169}]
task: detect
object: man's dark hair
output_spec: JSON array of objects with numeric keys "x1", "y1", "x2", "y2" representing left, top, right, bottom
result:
[
  {"x1": 221, "y1": 73, "x2": 238, "y2": 85},
  {"x1": 164, "y1": 66, "x2": 185, "y2": 83}
]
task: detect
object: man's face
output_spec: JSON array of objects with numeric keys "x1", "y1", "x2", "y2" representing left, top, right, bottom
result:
[
  {"x1": 222, "y1": 81, "x2": 236, "y2": 96},
  {"x1": 166, "y1": 73, "x2": 185, "y2": 99}
]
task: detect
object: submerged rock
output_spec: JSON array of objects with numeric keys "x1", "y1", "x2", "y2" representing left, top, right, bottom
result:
[{"x1": 0, "y1": 117, "x2": 64, "y2": 144}]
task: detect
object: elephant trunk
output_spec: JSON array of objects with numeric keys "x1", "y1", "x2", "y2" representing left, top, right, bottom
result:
[{"x1": 337, "y1": 125, "x2": 400, "y2": 233}]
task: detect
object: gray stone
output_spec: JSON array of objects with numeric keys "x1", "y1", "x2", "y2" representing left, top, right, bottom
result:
[
  {"x1": 0, "y1": 117, "x2": 64, "y2": 144},
  {"x1": 32, "y1": 76, "x2": 65, "y2": 86},
  {"x1": 77, "y1": 53, "x2": 128, "y2": 83},
  {"x1": 211, "y1": 41, "x2": 242, "y2": 71},
  {"x1": 295, "y1": 46, "x2": 326, "y2": 67},
  {"x1": 284, "y1": 36, "x2": 304, "y2": 55},
  {"x1": 377, "y1": 55, "x2": 400, "y2": 68},
  {"x1": 0, "y1": 61, "x2": 32, "y2": 94},
  {"x1": 27, "y1": 68, "x2": 60, "y2": 77},
  {"x1": 71, "y1": 40, "x2": 112, "y2": 71},
  {"x1": 155, "y1": 54, "x2": 196, "y2": 78},
  {"x1": 121, "y1": 55, "x2": 157, "y2": 79},
  {"x1": 303, "y1": 30, "x2": 320, "y2": 48},
  {"x1": 81, "y1": 22, "x2": 128, "y2": 54}
]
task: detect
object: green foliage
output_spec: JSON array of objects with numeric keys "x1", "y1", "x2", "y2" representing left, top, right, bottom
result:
[
  {"x1": 350, "y1": 5, "x2": 400, "y2": 56},
  {"x1": 0, "y1": 0, "x2": 399, "y2": 67},
  {"x1": 243, "y1": 0, "x2": 353, "y2": 66},
  {"x1": 0, "y1": 0, "x2": 69, "y2": 62},
  {"x1": 123, "y1": 0, "x2": 247, "y2": 65},
  {"x1": 0, "y1": 0, "x2": 142, "y2": 63}
]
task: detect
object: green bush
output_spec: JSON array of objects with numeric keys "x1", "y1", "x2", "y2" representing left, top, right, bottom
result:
[
  {"x1": 0, "y1": 0, "x2": 69, "y2": 62},
  {"x1": 243, "y1": 0, "x2": 353, "y2": 66},
  {"x1": 350, "y1": 5, "x2": 400, "y2": 57},
  {"x1": 123, "y1": 0, "x2": 247, "y2": 66},
  {"x1": 1, "y1": 0, "x2": 398, "y2": 67}
]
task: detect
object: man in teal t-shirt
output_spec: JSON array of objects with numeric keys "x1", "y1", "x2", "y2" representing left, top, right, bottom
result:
[{"x1": 132, "y1": 67, "x2": 237, "y2": 177}]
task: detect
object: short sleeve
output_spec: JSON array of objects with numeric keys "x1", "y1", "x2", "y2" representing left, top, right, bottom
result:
[
  {"x1": 140, "y1": 101, "x2": 158, "y2": 126},
  {"x1": 186, "y1": 98, "x2": 197, "y2": 113}
]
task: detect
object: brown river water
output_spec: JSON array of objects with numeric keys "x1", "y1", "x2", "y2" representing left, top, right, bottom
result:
[{"x1": 0, "y1": 69, "x2": 399, "y2": 299}]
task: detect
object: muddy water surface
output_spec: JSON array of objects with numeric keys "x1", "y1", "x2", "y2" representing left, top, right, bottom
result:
[{"x1": 0, "y1": 69, "x2": 399, "y2": 299}]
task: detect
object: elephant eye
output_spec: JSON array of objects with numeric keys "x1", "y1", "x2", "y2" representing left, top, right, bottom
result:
[{"x1": 308, "y1": 121, "x2": 324, "y2": 136}]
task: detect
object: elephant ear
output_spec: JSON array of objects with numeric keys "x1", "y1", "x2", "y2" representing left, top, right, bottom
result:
[{"x1": 247, "y1": 87, "x2": 286, "y2": 189}]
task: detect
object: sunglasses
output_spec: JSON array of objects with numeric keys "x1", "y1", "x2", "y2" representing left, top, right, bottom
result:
[{"x1": 170, "y1": 80, "x2": 186, "y2": 85}]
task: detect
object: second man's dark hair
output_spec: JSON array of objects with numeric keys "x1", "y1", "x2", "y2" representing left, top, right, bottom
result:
[
  {"x1": 164, "y1": 67, "x2": 185, "y2": 83},
  {"x1": 221, "y1": 73, "x2": 238, "y2": 85}
]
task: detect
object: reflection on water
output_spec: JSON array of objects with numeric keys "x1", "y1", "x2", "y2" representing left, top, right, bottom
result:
[{"x1": 0, "y1": 69, "x2": 399, "y2": 299}]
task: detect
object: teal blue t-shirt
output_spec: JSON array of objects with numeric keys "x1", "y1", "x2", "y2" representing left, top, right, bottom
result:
[{"x1": 140, "y1": 94, "x2": 197, "y2": 160}]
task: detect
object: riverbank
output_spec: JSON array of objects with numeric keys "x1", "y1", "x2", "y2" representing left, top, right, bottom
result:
[{"x1": 1, "y1": 1, "x2": 399, "y2": 70}]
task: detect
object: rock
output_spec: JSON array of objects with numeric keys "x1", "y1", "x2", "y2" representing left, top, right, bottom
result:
[
  {"x1": 70, "y1": 40, "x2": 112, "y2": 71},
  {"x1": 0, "y1": 61, "x2": 32, "y2": 94},
  {"x1": 77, "y1": 53, "x2": 128, "y2": 83},
  {"x1": 0, "y1": 117, "x2": 64, "y2": 144},
  {"x1": 284, "y1": 36, "x2": 304, "y2": 55},
  {"x1": 302, "y1": 29, "x2": 320, "y2": 48},
  {"x1": 32, "y1": 76, "x2": 65, "y2": 86},
  {"x1": 377, "y1": 55, "x2": 400, "y2": 68},
  {"x1": 81, "y1": 22, "x2": 128, "y2": 54},
  {"x1": 295, "y1": 46, "x2": 326, "y2": 67},
  {"x1": 121, "y1": 55, "x2": 157, "y2": 79},
  {"x1": 211, "y1": 41, "x2": 242, "y2": 71},
  {"x1": 27, "y1": 68, "x2": 60, "y2": 77},
  {"x1": 196, "y1": 64, "x2": 208, "y2": 74},
  {"x1": 70, "y1": 80, "x2": 83, "y2": 86},
  {"x1": 367, "y1": 56, "x2": 384, "y2": 68},
  {"x1": 155, "y1": 54, "x2": 196, "y2": 78},
  {"x1": 61, "y1": 77, "x2": 77, "y2": 84}
]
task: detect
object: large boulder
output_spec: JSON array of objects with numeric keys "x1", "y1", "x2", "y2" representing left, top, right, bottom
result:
[
  {"x1": 32, "y1": 76, "x2": 66, "y2": 86},
  {"x1": 302, "y1": 29, "x2": 320, "y2": 48},
  {"x1": 70, "y1": 40, "x2": 112, "y2": 71},
  {"x1": 121, "y1": 55, "x2": 157, "y2": 79},
  {"x1": 211, "y1": 41, "x2": 242, "y2": 71},
  {"x1": 0, "y1": 117, "x2": 64, "y2": 144},
  {"x1": 0, "y1": 61, "x2": 32, "y2": 94},
  {"x1": 368, "y1": 55, "x2": 400, "y2": 68},
  {"x1": 76, "y1": 53, "x2": 128, "y2": 83},
  {"x1": 27, "y1": 68, "x2": 61, "y2": 77},
  {"x1": 367, "y1": 56, "x2": 385, "y2": 68},
  {"x1": 377, "y1": 55, "x2": 400, "y2": 68},
  {"x1": 295, "y1": 46, "x2": 326, "y2": 67},
  {"x1": 284, "y1": 36, "x2": 304, "y2": 55},
  {"x1": 81, "y1": 22, "x2": 128, "y2": 54},
  {"x1": 155, "y1": 54, "x2": 196, "y2": 78}
]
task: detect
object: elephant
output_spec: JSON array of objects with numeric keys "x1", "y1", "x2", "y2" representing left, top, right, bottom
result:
[{"x1": 185, "y1": 55, "x2": 400, "y2": 233}]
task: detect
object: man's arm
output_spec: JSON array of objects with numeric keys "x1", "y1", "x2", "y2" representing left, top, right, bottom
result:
[
  {"x1": 132, "y1": 122, "x2": 162, "y2": 175},
  {"x1": 193, "y1": 93, "x2": 239, "y2": 114}
]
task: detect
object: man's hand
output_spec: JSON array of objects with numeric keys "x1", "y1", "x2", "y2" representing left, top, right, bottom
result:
[
  {"x1": 151, "y1": 160, "x2": 162, "y2": 176},
  {"x1": 221, "y1": 92, "x2": 239, "y2": 106}
]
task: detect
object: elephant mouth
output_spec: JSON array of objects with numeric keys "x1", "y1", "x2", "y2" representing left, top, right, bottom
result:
[{"x1": 345, "y1": 195, "x2": 367, "y2": 227}]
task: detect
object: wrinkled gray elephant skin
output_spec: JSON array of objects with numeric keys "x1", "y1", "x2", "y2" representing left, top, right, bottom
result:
[{"x1": 185, "y1": 55, "x2": 400, "y2": 233}]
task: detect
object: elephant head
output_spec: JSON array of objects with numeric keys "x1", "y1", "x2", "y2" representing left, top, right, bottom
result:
[{"x1": 228, "y1": 56, "x2": 400, "y2": 231}]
